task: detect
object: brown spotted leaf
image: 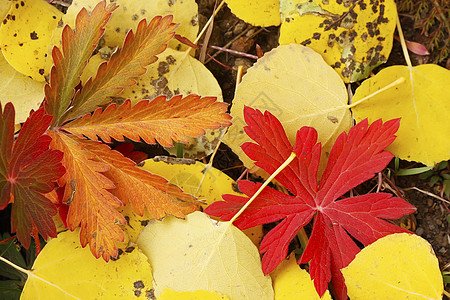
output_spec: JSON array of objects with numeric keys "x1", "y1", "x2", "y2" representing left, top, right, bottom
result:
[
  {"x1": 63, "y1": 95, "x2": 232, "y2": 147},
  {"x1": 66, "y1": 15, "x2": 178, "y2": 120}
]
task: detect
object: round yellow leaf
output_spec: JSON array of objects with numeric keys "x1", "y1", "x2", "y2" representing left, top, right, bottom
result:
[
  {"x1": 137, "y1": 211, "x2": 274, "y2": 299},
  {"x1": 271, "y1": 252, "x2": 332, "y2": 300},
  {"x1": 279, "y1": 0, "x2": 397, "y2": 82},
  {"x1": 21, "y1": 230, "x2": 153, "y2": 299},
  {"x1": 159, "y1": 288, "x2": 229, "y2": 300},
  {"x1": 224, "y1": 44, "x2": 352, "y2": 172},
  {"x1": 224, "y1": 0, "x2": 280, "y2": 27},
  {"x1": 0, "y1": 52, "x2": 44, "y2": 123},
  {"x1": 65, "y1": 0, "x2": 198, "y2": 51},
  {"x1": 342, "y1": 233, "x2": 444, "y2": 300},
  {"x1": 351, "y1": 64, "x2": 450, "y2": 165},
  {"x1": 0, "y1": 0, "x2": 63, "y2": 81}
]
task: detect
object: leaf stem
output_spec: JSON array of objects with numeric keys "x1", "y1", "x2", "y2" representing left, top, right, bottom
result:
[
  {"x1": 396, "y1": 13, "x2": 413, "y2": 68},
  {"x1": 229, "y1": 152, "x2": 297, "y2": 224},
  {"x1": 347, "y1": 77, "x2": 405, "y2": 109}
]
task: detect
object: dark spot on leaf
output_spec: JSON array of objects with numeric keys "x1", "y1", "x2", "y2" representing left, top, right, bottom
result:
[
  {"x1": 38, "y1": 69, "x2": 44, "y2": 75},
  {"x1": 140, "y1": 9, "x2": 146, "y2": 15},
  {"x1": 15, "y1": 4, "x2": 19, "y2": 9},
  {"x1": 140, "y1": 220, "x2": 149, "y2": 226},
  {"x1": 166, "y1": 55, "x2": 176, "y2": 65},
  {"x1": 377, "y1": 36, "x2": 385, "y2": 41},
  {"x1": 125, "y1": 246, "x2": 135, "y2": 253},
  {"x1": 134, "y1": 290, "x2": 141, "y2": 297},
  {"x1": 327, "y1": 116, "x2": 339, "y2": 123},
  {"x1": 19, "y1": 43, "x2": 23, "y2": 47},
  {"x1": 375, "y1": 44, "x2": 383, "y2": 52},
  {"x1": 132, "y1": 14, "x2": 139, "y2": 21},
  {"x1": 158, "y1": 61, "x2": 170, "y2": 76},
  {"x1": 301, "y1": 39, "x2": 311, "y2": 46},
  {"x1": 20, "y1": 1, "x2": 25, "y2": 6},
  {"x1": 334, "y1": 62, "x2": 341, "y2": 68},
  {"x1": 134, "y1": 280, "x2": 145, "y2": 289},
  {"x1": 146, "y1": 289, "x2": 155, "y2": 299},
  {"x1": 361, "y1": 32, "x2": 368, "y2": 42},
  {"x1": 358, "y1": 2, "x2": 367, "y2": 9},
  {"x1": 232, "y1": 182, "x2": 241, "y2": 193},
  {"x1": 350, "y1": 45, "x2": 356, "y2": 53},
  {"x1": 312, "y1": 32, "x2": 321, "y2": 40},
  {"x1": 191, "y1": 17, "x2": 198, "y2": 26},
  {"x1": 13, "y1": 33, "x2": 17, "y2": 37},
  {"x1": 124, "y1": 215, "x2": 130, "y2": 223},
  {"x1": 372, "y1": 5, "x2": 378, "y2": 13},
  {"x1": 285, "y1": 17, "x2": 291, "y2": 23},
  {"x1": 2, "y1": 19, "x2": 6, "y2": 25},
  {"x1": 115, "y1": 27, "x2": 120, "y2": 33},
  {"x1": 168, "y1": 0, "x2": 175, "y2": 6},
  {"x1": 52, "y1": 15, "x2": 56, "y2": 19}
]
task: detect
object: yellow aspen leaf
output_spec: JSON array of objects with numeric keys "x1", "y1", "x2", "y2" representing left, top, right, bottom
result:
[
  {"x1": 342, "y1": 233, "x2": 444, "y2": 300},
  {"x1": 64, "y1": 95, "x2": 231, "y2": 147},
  {"x1": 0, "y1": 52, "x2": 44, "y2": 123},
  {"x1": 224, "y1": 44, "x2": 352, "y2": 172},
  {"x1": 351, "y1": 64, "x2": 450, "y2": 165},
  {"x1": 159, "y1": 289, "x2": 229, "y2": 300},
  {"x1": 137, "y1": 211, "x2": 274, "y2": 299},
  {"x1": 21, "y1": 229, "x2": 153, "y2": 300},
  {"x1": 0, "y1": 0, "x2": 12, "y2": 19},
  {"x1": 279, "y1": 0, "x2": 397, "y2": 82},
  {"x1": 0, "y1": 0, "x2": 63, "y2": 81},
  {"x1": 65, "y1": 0, "x2": 198, "y2": 51},
  {"x1": 271, "y1": 252, "x2": 332, "y2": 300},
  {"x1": 141, "y1": 159, "x2": 264, "y2": 246},
  {"x1": 224, "y1": 0, "x2": 280, "y2": 26}
]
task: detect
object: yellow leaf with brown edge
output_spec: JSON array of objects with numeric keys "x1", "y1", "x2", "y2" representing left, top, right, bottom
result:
[
  {"x1": 351, "y1": 64, "x2": 450, "y2": 165},
  {"x1": 0, "y1": 0, "x2": 63, "y2": 81},
  {"x1": 21, "y1": 229, "x2": 153, "y2": 300},
  {"x1": 342, "y1": 233, "x2": 443, "y2": 300},
  {"x1": 271, "y1": 252, "x2": 332, "y2": 299},
  {"x1": 224, "y1": 44, "x2": 352, "y2": 174},
  {"x1": 279, "y1": 0, "x2": 397, "y2": 82}
]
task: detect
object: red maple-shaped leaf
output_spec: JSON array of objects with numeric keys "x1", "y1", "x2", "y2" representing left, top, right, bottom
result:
[
  {"x1": 0, "y1": 103, "x2": 65, "y2": 250},
  {"x1": 205, "y1": 107, "x2": 416, "y2": 299}
]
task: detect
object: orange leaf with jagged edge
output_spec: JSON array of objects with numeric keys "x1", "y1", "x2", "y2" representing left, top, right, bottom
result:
[
  {"x1": 0, "y1": 103, "x2": 65, "y2": 251},
  {"x1": 64, "y1": 95, "x2": 232, "y2": 147},
  {"x1": 84, "y1": 142, "x2": 199, "y2": 218},
  {"x1": 47, "y1": 130, "x2": 126, "y2": 261},
  {"x1": 65, "y1": 15, "x2": 178, "y2": 121},
  {"x1": 44, "y1": 1, "x2": 117, "y2": 126}
]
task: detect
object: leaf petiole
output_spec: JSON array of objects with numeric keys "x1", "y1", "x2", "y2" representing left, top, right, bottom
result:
[{"x1": 229, "y1": 152, "x2": 297, "y2": 224}]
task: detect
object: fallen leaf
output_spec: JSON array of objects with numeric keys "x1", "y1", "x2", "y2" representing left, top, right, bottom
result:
[
  {"x1": 0, "y1": 52, "x2": 44, "y2": 123},
  {"x1": 0, "y1": 104, "x2": 65, "y2": 250},
  {"x1": 64, "y1": 0, "x2": 198, "y2": 51},
  {"x1": 224, "y1": 0, "x2": 280, "y2": 26},
  {"x1": 342, "y1": 233, "x2": 444, "y2": 300},
  {"x1": 0, "y1": 0, "x2": 63, "y2": 81},
  {"x1": 0, "y1": 0, "x2": 12, "y2": 20},
  {"x1": 206, "y1": 107, "x2": 416, "y2": 299},
  {"x1": 21, "y1": 229, "x2": 153, "y2": 299},
  {"x1": 137, "y1": 211, "x2": 274, "y2": 299},
  {"x1": 271, "y1": 252, "x2": 332, "y2": 300},
  {"x1": 223, "y1": 44, "x2": 352, "y2": 172},
  {"x1": 158, "y1": 289, "x2": 229, "y2": 300},
  {"x1": 279, "y1": 0, "x2": 397, "y2": 82},
  {"x1": 351, "y1": 64, "x2": 450, "y2": 165}
]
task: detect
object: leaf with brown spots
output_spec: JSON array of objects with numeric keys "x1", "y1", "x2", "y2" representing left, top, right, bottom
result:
[
  {"x1": 44, "y1": 0, "x2": 117, "y2": 125},
  {"x1": 65, "y1": 15, "x2": 178, "y2": 120}
]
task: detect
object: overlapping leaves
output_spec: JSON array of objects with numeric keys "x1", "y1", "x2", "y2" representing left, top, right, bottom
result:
[{"x1": 205, "y1": 107, "x2": 416, "y2": 299}]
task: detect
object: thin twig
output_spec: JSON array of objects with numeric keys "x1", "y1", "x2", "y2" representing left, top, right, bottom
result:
[{"x1": 403, "y1": 187, "x2": 450, "y2": 205}]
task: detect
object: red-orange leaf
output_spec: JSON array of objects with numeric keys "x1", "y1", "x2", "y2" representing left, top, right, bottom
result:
[
  {"x1": 44, "y1": 0, "x2": 117, "y2": 125},
  {"x1": 85, "y1": 143, "x2": 199, "y2": 218},
  {"x1": 64, "y1": 95, "x2": 232, "y2": 147},
  {"x1": 48, "y1": 130, "x2": 125, "y2": 261},
  {"x1": 66, "y1": 15, "x2": 178, "y2": 120},
  {"x1": 0, "y1": 103, "x2": 65, "y2": 249}
]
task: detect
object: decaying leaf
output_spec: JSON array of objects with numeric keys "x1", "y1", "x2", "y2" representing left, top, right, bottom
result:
[
  {"x1": 137, "y1": 211, "x2": 274, "y2": 299},
  {"x1": 21, "y1": 229, "x2": 153, "y2": 299},
  {"x1": 0, "y1": 52, "x2": 44, "y2": 124},
  {"x1": 224, "y1": 44, "x2": 352, "y2": 172},
  {"x1": 351, "y1": 64, "x2": 450, "y2": 165},
  {"x1": 279, "y1": 0, "x2": 397, "y2": 82},
  {"x1": 207, "y1": 107, "x2": 416, "y2": 299},
  {"x1": 342, "y1": 233, "x2": 444, "y2": 300},
  {"x1": 0, "y1": 0, "x2": 63, "y2": 81},
  {"x1": 0, "y1": 104, "x2": 65, "y2": 250},
  {"x1": 224, "y1": 0, "x2": 280, "y2": 26},
  {"x1": 64, "y1": 0, "x2": 198, "y2": 51},
  {"x1": 271, "y1": 253, "x2": 332, "y2": 300}
]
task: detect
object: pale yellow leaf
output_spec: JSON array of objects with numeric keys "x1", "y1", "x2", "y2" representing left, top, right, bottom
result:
[
  {"x1": 159, "y1": 288, "x2": 229, "y2": 300},
  {"x1": 137, "y1": 211, "x2": 274, "y2": 299},
  {"x1": 224, "y1": 44, "x2": 352, "y2": 172},
  {"x1": 342, "y1": 233, "x2": 444, "y2": 300},
  {"x1": 279, "y1": 0, "x2": 397, "y2": 82},
  {"x1": 65, "y1": 0, "x2": 198, "y2": 51},
  {"x1": 0, "y1": 52, "x2": 44, "y2": 123},
  {"x1": 0, "y1": 0, "x2": 63, "y2": 81},
  {"x1": 0, "y1": 0, "x2": 12, "y2": 20},
  {"x1": 21, "y1": 229, "x2": 153, "y2": 299},
  {"x1": 351, "y1": 64, "x2": 450, "y2": 165},
  {"x1": 224, "y1": 0, "x2": 280, "y2": 26},
  {"x1": 271, "y1": 252, "x2": 332, "y2": 300}
]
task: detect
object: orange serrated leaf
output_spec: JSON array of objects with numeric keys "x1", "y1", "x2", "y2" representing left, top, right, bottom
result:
[
  {"x1": 48, "y1": 130, "x2": 125, "y2": 261},
  {"x1": 66, "y1": 15, "x2": 178, "y2": 120},
  {"x1": 44, "y1": 0, "x2": 117, "y2": 125},
  {"x1": 64, "y1": 95, "x2": 232, "y2": 147},
  {"x1": 85, "y1": 143, "x2": 199, "y2": 219}
]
